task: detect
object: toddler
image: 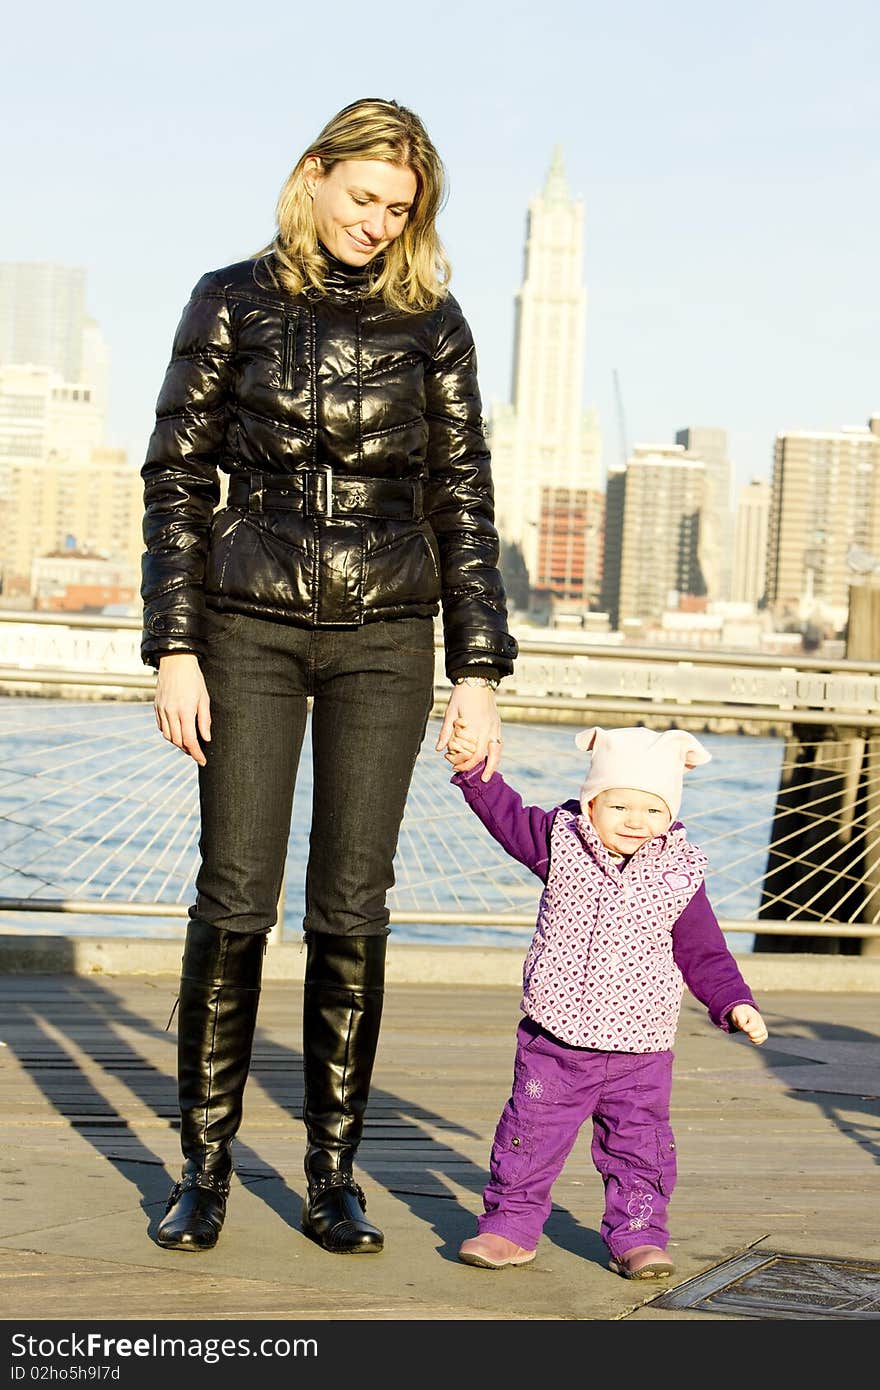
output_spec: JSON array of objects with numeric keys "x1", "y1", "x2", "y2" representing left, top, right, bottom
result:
[{"x1": 445, "y1": 723, "x2": 767, "y2": 1278}]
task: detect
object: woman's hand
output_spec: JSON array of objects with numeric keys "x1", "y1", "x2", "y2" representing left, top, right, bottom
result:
[
  {"x1": 154, "y1": 653, "x2": 212, "y2": 766},
  {"x1": 435, "y1": 685, "x2": 502, "y2": 782}
]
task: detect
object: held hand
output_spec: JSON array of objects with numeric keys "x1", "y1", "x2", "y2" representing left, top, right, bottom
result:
[
  {"x1": 435, "y1": 688, "x2": 503, "y2": 782},
  {"x1": 155, "y1": 653, "x2": 212, "y2": 767},
  {"x1": 729, "y1": 1004, "x2": 768, "y2": 1046},
  {"x1": 445, "y1": 718, "x2": 477, "y2": 765}
]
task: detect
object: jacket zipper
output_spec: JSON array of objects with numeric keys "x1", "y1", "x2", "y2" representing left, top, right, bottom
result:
[
  {"x1": 282, "y1": 311, "x2": 299, "y2": 389},
  {"x1": 355, "y1": 298, "x2": 363, "y2": 467}
]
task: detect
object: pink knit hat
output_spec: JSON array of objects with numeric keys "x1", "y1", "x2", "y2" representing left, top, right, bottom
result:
[{"x1": 575, "y1": 725, "x2": 712, "y2": 820}]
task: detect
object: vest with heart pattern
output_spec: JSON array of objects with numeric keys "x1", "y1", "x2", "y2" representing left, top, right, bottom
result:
[{"x1": 521, "y1": 810, "x2": 707, "y2": 1051}]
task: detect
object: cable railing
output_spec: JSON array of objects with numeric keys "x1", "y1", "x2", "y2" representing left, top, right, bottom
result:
[{"x1": 1, "y1": 611, "x2": 879, "y2": 946}]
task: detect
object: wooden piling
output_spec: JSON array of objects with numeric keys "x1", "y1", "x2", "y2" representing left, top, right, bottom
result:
[
  {"x1": 846, "y1": 584, "x2": 880, "y2": 955},
  {"x1": 754, "y1": 584, "x2": 880, "y2": 954}
]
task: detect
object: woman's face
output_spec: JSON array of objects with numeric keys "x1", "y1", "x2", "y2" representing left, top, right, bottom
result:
[{"x1": 304, "y1": 157, "x2": 417, "y2": 266}]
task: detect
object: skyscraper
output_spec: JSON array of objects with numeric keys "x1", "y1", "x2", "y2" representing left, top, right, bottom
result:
[
  {"x1": 675, "y1": 426, "x2": 733, "y2": 602},
  {"x1": 0, "y1": 261, "x2": 110, "y2": 463},
  {"x1": 0, "y1": 268, "x2": 128, "y2": 603},
  {"x1": 487, "y1": 149, "x2": 602, "y2": 604},
  {"x1": 765, "y1": 417, "x2": 880, "y2": 625},
  {"x1": 0, "y1": 262, "x2": 89, "y2": 384},
  {"x1": 732, "y1": 478, "x2": 770, "y2": 606},
  {"x1": 0, "y1": 365, "x2": 140, "y2": 596},
  {"x1": 602, "y1": 444, "x2": 706, "y2": 631}
]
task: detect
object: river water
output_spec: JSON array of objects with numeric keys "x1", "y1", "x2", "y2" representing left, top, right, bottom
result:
[{"x1": 0, "y1": 699, "x2": 784, "y2": 951}]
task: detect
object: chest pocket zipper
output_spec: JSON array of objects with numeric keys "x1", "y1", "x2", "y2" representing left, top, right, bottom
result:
[{"x1": 282, "y1": 311, "x2": 299, "y2": 389}]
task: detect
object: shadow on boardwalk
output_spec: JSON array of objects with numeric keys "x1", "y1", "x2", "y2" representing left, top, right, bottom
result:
[{"x1": 0, "y1": 968, "x2": 878, "y2": 1333}]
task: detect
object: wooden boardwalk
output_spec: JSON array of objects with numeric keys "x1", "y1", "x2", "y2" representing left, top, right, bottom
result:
[{"x1": 1, "y1": 969, "x2": 879, "y2": 1332}]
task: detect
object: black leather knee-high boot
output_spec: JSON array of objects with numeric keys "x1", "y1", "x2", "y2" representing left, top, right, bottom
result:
[
  {"x1": 300, "y1": 932, "x2": 386, "y2": 1254},
  {"x1": 156, "y1": 919, "x2": 266, "y2": 1251}
]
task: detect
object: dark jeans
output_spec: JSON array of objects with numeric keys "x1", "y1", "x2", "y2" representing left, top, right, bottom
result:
[{"x1": 193, "y1": 609, "x2": 436, "y2": 937}]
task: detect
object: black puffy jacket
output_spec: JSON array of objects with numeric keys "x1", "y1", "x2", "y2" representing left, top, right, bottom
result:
[{"x1": 140, "y1": 252, "x2": 518, "y2": 679}]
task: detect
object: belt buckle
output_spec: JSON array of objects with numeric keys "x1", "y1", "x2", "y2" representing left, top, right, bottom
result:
[
  {"x1": 323, "y1": 466, "x2": 333, "y2": 519},
  {"x1": 248, "y1": 473, "x2": 264, "y2": 513}
]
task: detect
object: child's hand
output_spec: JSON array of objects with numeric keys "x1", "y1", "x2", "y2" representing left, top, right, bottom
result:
[
  {"x1": 445, "y1": 719, "x2": 478, "y2": 770},
  {"x1": 435, "y1": 688, "x2": 503, "y2": 782},
  {"x1": 729, "y1": 1004, "x2": 768, "y2": 1045}
]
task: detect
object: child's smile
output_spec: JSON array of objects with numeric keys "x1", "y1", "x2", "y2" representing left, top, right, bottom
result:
[{"x1": 589, "y1": 787, "x2": 672, "y2": 858}]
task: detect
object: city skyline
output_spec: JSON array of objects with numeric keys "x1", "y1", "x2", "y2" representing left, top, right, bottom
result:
[{"x1": 3, "y1": 1, "x2": 877, "y2": 495}]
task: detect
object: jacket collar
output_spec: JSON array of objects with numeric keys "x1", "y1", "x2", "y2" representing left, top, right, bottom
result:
[
  {"x1": 574, "y1": 811, "x2": 688, "y2": 876},
  {"x1": 318, "y1": 244, "x2": 383, "y2": 299}
]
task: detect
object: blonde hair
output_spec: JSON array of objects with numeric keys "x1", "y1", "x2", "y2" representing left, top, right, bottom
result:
[{"x1": 256, "y1": 97, "x2": 451, "y2": 312}]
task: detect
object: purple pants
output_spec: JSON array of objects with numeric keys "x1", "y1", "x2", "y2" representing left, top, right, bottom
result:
[{"x1": 478, "y1": 1017, "x2": 677, "y2": 1258}]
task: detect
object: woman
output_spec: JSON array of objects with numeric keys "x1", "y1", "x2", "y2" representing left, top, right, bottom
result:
[{"x1": 141, "y1": 97, "x2": 518, "y2": 1256}]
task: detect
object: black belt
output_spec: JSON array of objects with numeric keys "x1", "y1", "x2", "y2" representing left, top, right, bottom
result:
[{"x1": 228, "y1": 470, "x2": 424, "y2": 521}]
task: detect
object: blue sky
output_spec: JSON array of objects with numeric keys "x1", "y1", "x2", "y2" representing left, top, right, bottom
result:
[{"x1": 3, "y1": 0, "x2": 878, "y2": 491}]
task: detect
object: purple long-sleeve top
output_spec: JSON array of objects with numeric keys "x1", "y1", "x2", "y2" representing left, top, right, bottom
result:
[{"x1": 451, "y1": 763, "x2": 757, "y2": 1036}]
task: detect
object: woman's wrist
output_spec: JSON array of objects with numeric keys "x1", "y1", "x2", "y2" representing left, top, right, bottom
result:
[{"x1": 451, "y1": 672, "x2": 500, "y2": 691}]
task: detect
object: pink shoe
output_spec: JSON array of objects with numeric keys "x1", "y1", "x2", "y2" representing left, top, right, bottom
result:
[
  {"x1": 609, "y1": 1244, "x2": 675, "y2": 1279},
  {"x1": 458, "y1": 1233, "x2": 537, "y2": 1270}
]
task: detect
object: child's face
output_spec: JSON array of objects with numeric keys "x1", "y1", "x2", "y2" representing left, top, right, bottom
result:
[{"x1": 589, "y1": 787, "x2": 672, "y2": 856}]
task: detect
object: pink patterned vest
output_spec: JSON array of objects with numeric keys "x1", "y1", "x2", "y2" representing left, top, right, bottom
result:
[{"x1": 521, "y1": 810, "x2": 707, "y2": 1052}]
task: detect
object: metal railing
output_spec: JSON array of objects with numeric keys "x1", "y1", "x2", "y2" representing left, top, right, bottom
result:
[
  {"x1": 3, "y1": 609, "x2": 880, "y2": 720},
  {"x1": 0, "y1": 610, "x2": 879, "y2": 944}
]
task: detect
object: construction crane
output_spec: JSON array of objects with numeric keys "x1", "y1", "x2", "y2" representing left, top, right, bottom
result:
[{"x1": 612, "y1": 368, "x2": 629, "y2": 468}]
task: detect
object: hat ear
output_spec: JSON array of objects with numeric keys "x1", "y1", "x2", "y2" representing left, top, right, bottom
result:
[
  {"x1": 660, "y1": 729, "x2": 712, "y2": 770},
  {"x1": 574, "y1": 726, "x2": 603, "y2": 752}
]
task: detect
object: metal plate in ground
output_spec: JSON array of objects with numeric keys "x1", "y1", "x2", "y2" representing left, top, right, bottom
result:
[{"x1": 653, "y1": 1251, "x2": 880, "y2": 1319}]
